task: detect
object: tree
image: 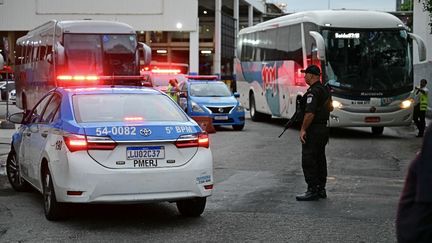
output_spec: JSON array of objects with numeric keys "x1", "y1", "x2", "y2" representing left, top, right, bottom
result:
[
  {"x1": 401, "y1": 0, "x2": 413, "y2": 11},
  {"x1": 419, "y1": 0, "x2": 432, "y2": 32}
]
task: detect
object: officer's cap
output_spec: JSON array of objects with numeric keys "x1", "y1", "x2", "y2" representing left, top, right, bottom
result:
[{"x1": 301, "y1": 65, "x2": 321, "y2": 76}]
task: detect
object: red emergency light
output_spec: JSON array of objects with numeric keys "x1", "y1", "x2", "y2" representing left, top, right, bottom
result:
[
  {"x1": 151, "y1": 69, "x2": 181, "y2": 74},
  {"x1": 57, "y1": 75, "x2": 99, "y2": 81}
]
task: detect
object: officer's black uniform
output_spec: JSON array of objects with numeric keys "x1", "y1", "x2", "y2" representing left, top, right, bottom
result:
[
  {"x1": 396, "y1": 123, "x2": 432, "y2": 242},
  {"x1": 298, "y1": 81, "x2": 331, "y2": 200}
]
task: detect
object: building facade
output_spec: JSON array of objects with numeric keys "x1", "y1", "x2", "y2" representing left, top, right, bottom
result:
[{"x1": 413, "y1": 1, "x2": 432, "y2": 113}]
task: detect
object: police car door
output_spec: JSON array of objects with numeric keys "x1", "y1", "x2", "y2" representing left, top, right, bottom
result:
[{"x1": 21, "y1": 93, "x2": 54, "y2": 186}]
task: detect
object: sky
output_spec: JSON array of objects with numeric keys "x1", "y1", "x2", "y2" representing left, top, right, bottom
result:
[{"x1": 269, "y1": 0, "x2": 397, "y2": 12}]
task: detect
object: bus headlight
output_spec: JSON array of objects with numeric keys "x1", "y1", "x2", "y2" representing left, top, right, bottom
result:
[
  {"x1": 191, "y1": 101, "x2": 205, "y2": 113},
  {"x1": 332, "y1": 100, "x2": 343, "y2": 109},
  {"x1": 400, "y1": 99, "x2": 413, "y2": 109}
]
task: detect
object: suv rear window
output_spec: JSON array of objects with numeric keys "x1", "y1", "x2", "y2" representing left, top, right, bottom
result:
[{"x1": 73, "y1": 93, "x2": 188, "y2": 123}]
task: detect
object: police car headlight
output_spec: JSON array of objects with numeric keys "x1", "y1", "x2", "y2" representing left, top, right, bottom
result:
[
  {"x1": 236, "y1": 105, "x2": 244, "y2": 112},
  {"x1": 191, "y1": 101, "x2": 205, "y2": 113},
  {"x1": 400, "y1": 99, "x2": 413, "y2": 109},
  {"x1": 332, "y1": 100, "x2": 343, "y2": 109}
]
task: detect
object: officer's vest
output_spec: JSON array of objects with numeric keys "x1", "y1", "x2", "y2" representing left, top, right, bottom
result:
[
  {"x1": 420, "y1": 92, "x2": 428, "y2": 111},
  {"x1": 167, "y1": 85, "x2": 178, "y2": 101}
]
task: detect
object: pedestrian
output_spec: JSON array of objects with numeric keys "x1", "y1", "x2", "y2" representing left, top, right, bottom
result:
[
  {"x1": 296, "y1": 65, "x2": 332, "y2": 201},
  {"x1": 167, "y1": 78, "x2": 180, "y2": 102},
  {"x1": 396, "y1": 123, "x2": 432, "y2": 242},
  {"x1": 413, "y1": 79, "x2": 428, "y2": 137}
]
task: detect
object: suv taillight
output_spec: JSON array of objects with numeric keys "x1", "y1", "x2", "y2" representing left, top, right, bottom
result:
[
  {"x1": 63, "y1": 134, "x2": 117, "y2": 152},
  {"x1": 175, "y1": 133, "x2": 209, "y2": 148}
]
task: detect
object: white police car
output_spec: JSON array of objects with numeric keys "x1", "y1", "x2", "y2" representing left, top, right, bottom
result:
[{"x1": 6, "y1": 86, "x2": 213, "y2": 220}]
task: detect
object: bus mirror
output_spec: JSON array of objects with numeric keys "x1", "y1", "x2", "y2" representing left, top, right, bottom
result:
[
  {"x1": 309, "y1": 31, "x2": 326, "y2": 61},
  {"x1": 138, "y1": 42, "x2": 152, "y2": 66},
  {"x1": 55, "y1": 42, "x2": 65, "y2": 65},
  {"x1": 46, "y1": 53, "x2": 53, "y2": 64},
  {"x1": 0, "y1": 54, "x2": 4, "y2": 69},
  {"x1": 408, "y1": 33, "x2": 427, "y2": 62}
]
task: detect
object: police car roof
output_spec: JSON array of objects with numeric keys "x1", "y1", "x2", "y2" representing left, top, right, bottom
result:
[{"x1": 56, "y1": 86, "x2": 161, "y2": 95}]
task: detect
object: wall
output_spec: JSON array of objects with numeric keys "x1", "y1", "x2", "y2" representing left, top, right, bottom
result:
[
  {"x1": 0, "y1": 0, "x2": 198, "y2": 31},
  {"x1": 413, "y1": 1, "x2": 432, "y2": 114}
]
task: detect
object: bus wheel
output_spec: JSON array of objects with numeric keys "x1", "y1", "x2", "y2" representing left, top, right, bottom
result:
[
  {"x1": 249, "y1": 94, "x2": 259, "y2": 121},
  {"x1": 249, "y1": 94, "x2": 270, "y2": 121},
  {"x1": 371, "y1": 126, "x2": 384, "y2": 135}
]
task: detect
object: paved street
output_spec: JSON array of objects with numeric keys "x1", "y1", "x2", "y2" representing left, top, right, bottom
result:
[{"x1": 0, "y1": 114, "x2": 424, "y2": 242}]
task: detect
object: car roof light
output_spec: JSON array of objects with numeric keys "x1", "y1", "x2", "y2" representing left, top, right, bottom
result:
[{"x1": 151, "y1": 69, "x2": 181, "y2": 74}]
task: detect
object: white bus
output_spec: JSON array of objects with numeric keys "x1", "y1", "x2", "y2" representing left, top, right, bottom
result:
[
  {"x1": 14, "y1": 20, "x2": 151, "y2": 111},
  {"x1": 235, "y1": 10, "x2": 427, "y2": 134}
]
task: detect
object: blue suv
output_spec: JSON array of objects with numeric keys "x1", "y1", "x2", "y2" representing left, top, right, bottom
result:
[{"x1": 179, "y1": 77, "x2": 245, "y2": 131}]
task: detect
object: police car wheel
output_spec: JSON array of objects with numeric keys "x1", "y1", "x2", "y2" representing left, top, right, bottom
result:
[
  {"x1": 176, "y1": 197, "x2": 206, "y2": 217},
  {"x1": 43, "y1": 168, "x2": 65, "y2": 221},
  {"x1": 232, "y1": 124, "x2": 244, "y2": 131},
  {"x1": 6, "y1": 150, "x2": 30, "y2": 192}
]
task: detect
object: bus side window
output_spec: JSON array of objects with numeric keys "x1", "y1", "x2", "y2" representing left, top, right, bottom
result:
[
  {"x1": 45, "y1": 45, "x2": 53, "y2": 63},
  {"x1": 39, "y1": 45, "x2": 46, "y2": 61},
  {"x1": 33, "y1": 45, "x2": 39, "y2": 62},
  {"x1": 15, "y1": 44, "x2": 23, "y2": 65}
]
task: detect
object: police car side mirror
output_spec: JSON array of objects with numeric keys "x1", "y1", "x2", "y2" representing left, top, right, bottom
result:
[{"x1": 7, "y1": 112, "x2": 25, "y2": 124}]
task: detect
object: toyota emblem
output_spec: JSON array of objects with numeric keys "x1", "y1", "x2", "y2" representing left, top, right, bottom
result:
[{"x1": 140, "y1": 128, "x2": 152, "y2": 136}]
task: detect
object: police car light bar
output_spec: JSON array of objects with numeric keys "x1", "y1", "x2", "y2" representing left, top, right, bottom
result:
[
  {"x1": 151, "y1": 69, "x2": 181, "y2": 74},
  {"x1": 186, "y1": 75, "x2": 218, "y2": 80},
  {"x1": 57, "y1": 75, "x2": 148, "y2": 81}
]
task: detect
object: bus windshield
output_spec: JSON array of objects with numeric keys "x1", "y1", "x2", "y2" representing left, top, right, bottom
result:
[
  {"x1": 64, "y1": 34, "x2": 137, "y2": 76},
  {"x1": 323, "y1": 29, "x2": 412, "y2": 95}
]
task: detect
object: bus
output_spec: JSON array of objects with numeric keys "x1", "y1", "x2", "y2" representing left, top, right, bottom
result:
[
  {"x1": 235, "y1": 10, "x2": 427, "y2": 134},
  {"x1": 14, "y1": 20, "x2": 151, "y2": 111}
]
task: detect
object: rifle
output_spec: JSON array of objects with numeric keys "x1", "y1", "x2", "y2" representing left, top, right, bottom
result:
[{"x1": 278, "y1": 99, "x2": 303, "y2": 138}]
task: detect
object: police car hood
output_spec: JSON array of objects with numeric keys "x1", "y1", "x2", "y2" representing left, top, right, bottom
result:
[{"x1": 81, "y1": 121, "x2": 203, "y2": 169}]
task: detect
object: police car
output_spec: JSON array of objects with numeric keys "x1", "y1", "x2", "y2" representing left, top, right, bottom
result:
[
  {"x1": 6, "y1": 86, "x2": 213, "y2": 220},
  {"x1": 179, "y1": 76, "x2": 245, "y2": 131}
]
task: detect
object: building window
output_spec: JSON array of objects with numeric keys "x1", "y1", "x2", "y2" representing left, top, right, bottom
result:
[
  {"x1": 171, "y1": 31, "x2": 189, "y2": 42},
  {"x1": 150, "y1": 31, "x2": 167, "y2": 43}
]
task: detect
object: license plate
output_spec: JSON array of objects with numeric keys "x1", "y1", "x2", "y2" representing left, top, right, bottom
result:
[
  {"x1": 126, "y1": 146, "x2": 165, "y2": 160},
  {"x1": 214, "y1": 115, "x2": 228, "y2": 120},
  {"x1": 365, "y1": 117, "x2": 380, "y2": 123}
]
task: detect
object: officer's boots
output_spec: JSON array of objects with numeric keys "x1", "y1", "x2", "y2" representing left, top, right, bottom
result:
[
  {"x1": 317, "y1": 185, "x2": 327, "y2": 199},
  {"x1": 296, "y1": 186, "x2": 320, "y2": 201}
]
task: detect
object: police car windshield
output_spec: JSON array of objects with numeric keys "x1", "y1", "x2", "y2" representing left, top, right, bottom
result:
[
  {"x1": 190, "y1": 82, "x2": 231, "y2": 97},
  {"x1": 152, "y1": 74, "x2": 186, "y2": 87},
  {"x1": 64, "y1": 34, "x2": 138, "y2": 76},
  {"x1": 72, "y1": 93, "x2": 188, "y2": 123}
]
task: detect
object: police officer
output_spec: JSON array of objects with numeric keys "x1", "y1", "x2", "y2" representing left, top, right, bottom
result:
[
  {"x1": 296, "y1": 65, "x2": 331, "y2": 201},
  {"x1": 413, "y1": 79, "x2": 428, "y2": 137},
  {"x1": 167, "y1": 78, "x2": 180, "y2": 102}
]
